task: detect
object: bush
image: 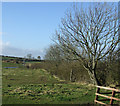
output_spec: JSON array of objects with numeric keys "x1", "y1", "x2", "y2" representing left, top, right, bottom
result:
[{"x1": 27, "y1": 59, "x2": 120, "y2": 86}]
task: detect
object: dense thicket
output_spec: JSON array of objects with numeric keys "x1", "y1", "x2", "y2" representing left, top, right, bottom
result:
[{"x1": 28, "y1": 53, "x2": 120, "y2": 86}]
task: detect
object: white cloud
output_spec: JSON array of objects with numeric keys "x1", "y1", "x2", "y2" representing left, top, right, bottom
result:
[
  {"x1": 0, "y1": 32, "x2": 2, "y2": 36},
  {"x1": 0, "y1": 32, "x2": 9, "y2": 54},
  {"x1": 0, "y1": 41, "x2": 45, "y2": 59},
  {"x1": 0, "y1": 39, "x2": 2, "y2": 54},
  {"x1": 0, "y1": 32, "x2": 8, "y2": 36},
  {"x1": 2, "y1": 42, "x2": 10, "y2": 47}
]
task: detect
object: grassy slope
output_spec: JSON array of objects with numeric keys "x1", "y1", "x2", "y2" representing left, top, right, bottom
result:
[{"x1": 3, "y1": 62, "x2": 119, "y2": 104}]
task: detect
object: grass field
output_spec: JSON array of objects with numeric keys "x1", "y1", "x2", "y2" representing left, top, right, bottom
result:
[
  {"x1": 2, "y1": 62, "x2": 24, "y2": 68},
  {"x1": 2, "y1": 62, "x2": 120, "y2": 105},
  {"x1": 2, "y1": 62, "x2": 96, "y2": 104}
]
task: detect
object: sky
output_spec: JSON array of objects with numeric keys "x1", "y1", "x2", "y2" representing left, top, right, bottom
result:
[
  {"x1": 1, "y1": 2, "x2": 74, "y2": 58},
  {"x1": 1, "y1": 1, "x2": 119, "y2": 59}
]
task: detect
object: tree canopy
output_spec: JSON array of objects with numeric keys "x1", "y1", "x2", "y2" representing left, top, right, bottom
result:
[{"x1": 54, "y1": 3, "x2": 119, "y2": 85}]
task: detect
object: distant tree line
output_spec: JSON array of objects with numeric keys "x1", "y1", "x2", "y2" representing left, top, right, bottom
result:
[{"x1": 2, "y1": 55, "x2": 42, "y2": 64}]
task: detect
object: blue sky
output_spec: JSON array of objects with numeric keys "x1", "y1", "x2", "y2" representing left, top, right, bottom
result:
[
  {"x1": 1, "y1": 2, "x2": 118, "y2": 59},
  {"x1": 2, "y1": 2, "x2": 74, "y2": 58}
]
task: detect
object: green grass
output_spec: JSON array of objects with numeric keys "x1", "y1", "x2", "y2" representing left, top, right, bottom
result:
[
  {"x1": 2, "y1": 62, "x2": 99, "y2": 104},
  {"x1": 2, "y1": 62, "x2": 24, "y2": 68},
  {"x1": 2, "y1": 56, "x2": 15, "y2": 60},
  {"x1": 2, "y1": 61, "x2": 120, "y2": 105},
  {"x1": 3, "y1": 83, "x2": 96, "y2": 104},
  {"x1": 3, "y1": 68, "x2": 59, "y2": 87}
]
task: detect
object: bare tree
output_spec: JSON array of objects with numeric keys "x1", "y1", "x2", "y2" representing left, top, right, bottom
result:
[
  {"x1": 37, "y1": 56, "x2": 41, "y2": 60},
  {"x1": 55, "y1": 3, "x2": 119, "y2": 85},
  {"x1": 27, "y1": 54, "x2": 32, "y2": 59},
  {"x1": 44, "y1": 44, "x2": 63, "y2": 61}
]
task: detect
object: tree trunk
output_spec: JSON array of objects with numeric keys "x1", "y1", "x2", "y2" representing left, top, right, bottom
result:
[
  {"x1": 70, "y1": 69, "x2": 73, "y2": 82},
  {"x1": 82, "y1": 58, "x2": 101, "y2": 85},
  {"x1": 88, "y1": 69, "x2": 101, "y2": 86},
  {"x1": 70, "y1": 69, "x2": 76, "y2": 82},
  {"x1": 90, "y1": 56, "x2": 101, "y2": 85}
]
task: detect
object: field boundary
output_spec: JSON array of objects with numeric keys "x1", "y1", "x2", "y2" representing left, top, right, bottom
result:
[{"x1": 94, "y1": 86, "x2": 120, "y2": 105}]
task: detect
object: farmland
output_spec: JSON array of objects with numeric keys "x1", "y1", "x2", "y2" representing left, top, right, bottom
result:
[
  {"x1": 2, "y1": 56, "x2": 120, "y2": 105},
  {"x1": 2, "y1": 58, "x2": 96, "y2": 104}
]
